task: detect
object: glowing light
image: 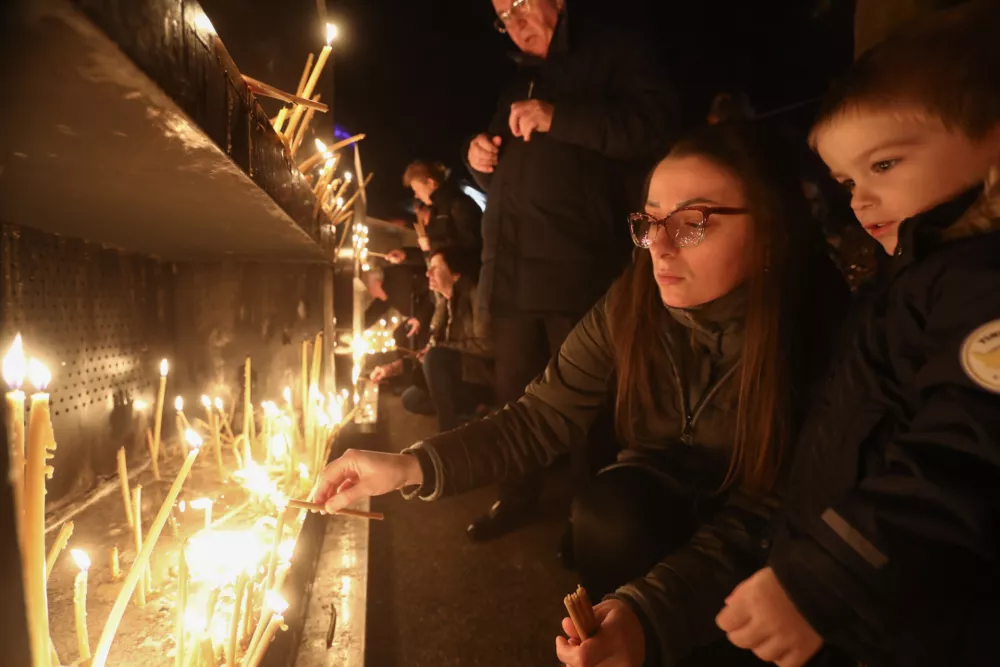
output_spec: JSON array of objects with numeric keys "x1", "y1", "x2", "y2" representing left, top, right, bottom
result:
[
  {"x1": 133, "y1": 399, "x2": 149, "y2": 411},
  {"x1": 278, "y1": 539, "x2": 296, "y2": 564},
  {"x1": 70, "y1": 548, "x2": 91, "y2": 571},
  {"x1": 351, "y1": 364, "x2": 361, "y2": 386},
  {"x1": 265, "y1": 591, "x2": 289, "y2": 615},
  {"x1": 314, "y1": 138, "x2": 327, "y2": 154},
  {"x1": 298, "y1": 463, "x2": 309, "y2": 479},
  {"x1": 325, "y1": 22, "x2": 338, "y2": 45},
  {"x1": 262, "y1": 401, "x2": 279, "y2": 418},
  {"x1": 344, "y1": 171, "x2": 353, "y2": 182},
  {"x1": 233, "y1": 460, "x2": 281, "y2": 503},
  {"x1": 201, "y1": 395, "x2": 211, "y2": 409},
  {"x1": 361, "y1": 263, "x2": 370, "y2": 272},
  {"x1": 27, "y1": 358, "x2": 51, "y2": 391},
  {"x1": 160, "y1": 359, "x2": 169, "y2": 376},
  {"x1": 3, "y1": 333, "x2": 26, "y2": 389},
  {"x1": 175, "y1": 396, "x2": 184, "y2": 412},
  {"x1": 336, "y1": 196, "x2": 344, "y2": 208},
  {"x1": 268, "y1": 435, "x2": 288, "y2": 460},
  {"x1": 190, "y1": 498, "x2": 212, "y2": 511},
  {"x1": 186, "y1": 530, "x2": 268, "y2": 584},
  {"x1": 213, "y1": 397, "x2": 223, "y2": 411},
  {"x1": 282, "y1": 387, "x2": 292, "y2": 403},
  {"x1": 391, "y1": 316, "x2": 399, "y2": 325},
  {"x1": 194, "y1": 11, "x2": 216, "y2": 35},
  {"x1": 185, "y1": 429, "x2": 204, "y2": 449}
]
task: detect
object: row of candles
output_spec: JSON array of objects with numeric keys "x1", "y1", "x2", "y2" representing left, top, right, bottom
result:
[{"x1": 3, "y1": 329, "x2": 361, "y2": 667}]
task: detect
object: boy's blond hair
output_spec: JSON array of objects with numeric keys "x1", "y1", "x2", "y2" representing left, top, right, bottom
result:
[{"x1": 811, "y1": 0, "x2": 1000, "y2": 146}]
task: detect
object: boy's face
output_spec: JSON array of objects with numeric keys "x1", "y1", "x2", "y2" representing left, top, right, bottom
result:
[{"x1": 815, "y1": 108, "x2": 1000, "y2": 254}]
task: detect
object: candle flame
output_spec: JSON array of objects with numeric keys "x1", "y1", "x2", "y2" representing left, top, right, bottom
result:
[
  {"x1": 2, "y1": 333, "x2": 26, "y2": 389},
  {"x1": 194, "y1": 11, "x2": 216, "y2": 35},
  {"x1": 325, "y1": 22, "x2": 338, "y2": 45},
  {"x1": 266, "y1": 591, "x2": 289, "y2": 615},
  {"x1": 200, "y1": 395, "x2": 211, "y2": 409},
  {"x1": 268, "y1": 434, "x2": 288, "y2": 460},
  {"x1": 70, "y1": 548, "x2": 91, "y2": 571},
  {"x1": 185, "y1": 429, "x2": 204, "y2": 449},
  {"x1": 160, "y1": 359, "x2": 169, "y2": 376},
  {"x1": 344, "y1": 171, "x2": 353, "y2": 182},
  {"x1": 283, "y1": 386, "x2": 292, "y2": 403},
  {"x1": 213, "y1": 397, "x2": 223, "y2": 410},
  {"x1": 278, "y1": 538, "x2": 296, "y2": 563},
  {"x1": 27, "y1": 358, "x2": 51, "y2": 391},
  {"x1": 133, "y1": 399, "x2": 149, "y2": 411},
  {"x1": 325, "y1": 157, "x2": 335, "y2": 169},
  {"x1": 298, "y1": 463, "x2": 309, "y2": 479},
  {"x1": 175, "y1": 396, "x2": 185, "y2": 412},
  {"x1": 336, "y1": 196, "x2": 345, "y2": 208},
  {"x1": 314, "y1": 138, "x2": 327, "y2": 153},
  {"x1": 262, "y1": 401, "x2": 279, "y2": 417}
]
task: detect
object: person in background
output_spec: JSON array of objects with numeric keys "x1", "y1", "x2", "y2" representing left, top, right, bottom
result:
[
  {"x1": 717, "y1": 4, "x2": 1000, "y2": 666},
  {"x1": 372, "y1": 246, "x2": 493, "y2": 434},
  {"x1": 314, "y1": 123, "x2": 848, "y2": 666},
  {"x1": 461, "y1": 0, "x2": 677, "y2": 543},
  {"x1": 399, "y1": 160, "x2": 483, "y2": 260}
]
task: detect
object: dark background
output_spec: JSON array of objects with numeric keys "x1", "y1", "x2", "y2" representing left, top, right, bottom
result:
[{"x1": 199, "y1": 0, "x2": 856, "y2": 219}]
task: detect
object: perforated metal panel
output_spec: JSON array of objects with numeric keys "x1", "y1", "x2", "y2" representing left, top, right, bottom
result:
[{"x1": 1, "y1": 223, "x2": 174, "y2": 501}]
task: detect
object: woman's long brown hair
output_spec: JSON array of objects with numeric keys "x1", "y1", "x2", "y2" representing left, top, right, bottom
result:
[{"x1": 607, "y1": 122, "x2": 836, "y2": 494}]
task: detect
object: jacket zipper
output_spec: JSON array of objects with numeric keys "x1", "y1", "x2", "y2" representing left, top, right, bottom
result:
[{"x1": 660, "y1": 337, "x2": 741, "y2": 444}]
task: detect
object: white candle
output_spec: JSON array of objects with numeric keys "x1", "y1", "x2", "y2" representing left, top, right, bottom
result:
[
  {"x1": 152, "y1": 360, "x2": 169, "y2": 480},
  {"x1": 91, "y1": 436, "x2": 203, "y2": 667},
  {"x1": 71, "y1": 549, "x2": 92, "y2": 662},
  {"x1": 24, "y1": 358, "x2": 54, "y2": 667},
  {"x1": 3, "y1": 333, "x2": 26, "y2": 538}
]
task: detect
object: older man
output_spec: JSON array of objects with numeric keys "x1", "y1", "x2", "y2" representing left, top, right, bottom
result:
[{"x1": 464, "y1": 0, "x2": 675, "y2": 542}]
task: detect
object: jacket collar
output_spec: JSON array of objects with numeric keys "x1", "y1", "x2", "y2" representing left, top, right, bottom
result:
[
  {"x1": 664, "y1": 285, "x2": 746, "y2": 361},
  {"x1": 893, "y1": 164, "x2": 1000, "y2": 267}
]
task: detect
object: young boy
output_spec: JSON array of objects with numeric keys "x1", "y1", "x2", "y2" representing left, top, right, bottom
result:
[{"x1": 716, "y1": 3, "x2": 1000, "y2": 667}]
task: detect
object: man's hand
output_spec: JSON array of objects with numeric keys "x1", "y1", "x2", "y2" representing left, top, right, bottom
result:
[
  {"x1": 716, "y1": 567, "x2": 823, "y2": 667},
  {"x1": 467, "y1": 133, "x2": 502, "y2": 173},
  {"x1": 386, "y1": 249, "x2": 407, "y2": 264},
  {"x1": 405, "y1": 317, "x2": 421, "y2": 337},
  {"x1": 313, "y1": 449, "x2": 424, "y2": 513},
  {"x1": 509, "y1": 100, "x2": 554, "y2": 142},
  {"x1": 555, "y1": 599, "x2": 645, "y2": 667},
  {"x1": 370, "y1": 359, "x2": 403, "y2": 384}
]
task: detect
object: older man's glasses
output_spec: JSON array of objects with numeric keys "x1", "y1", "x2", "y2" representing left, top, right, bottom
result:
[
  {"x1": 494, "y1": 0, "x2": 531, "y2": 33},
  {"x1": 628, "y1": 205, "x2": 748, "y2": 249}
]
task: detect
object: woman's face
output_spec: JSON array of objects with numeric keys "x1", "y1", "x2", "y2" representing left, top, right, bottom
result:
[{"x1": 645, "y1": 155, "x2": 752, "y2": 308}]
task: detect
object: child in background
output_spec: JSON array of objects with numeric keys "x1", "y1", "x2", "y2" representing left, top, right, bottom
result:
[{"x1": 716, "y1": 3, "x2": 1000, "y2": 667}]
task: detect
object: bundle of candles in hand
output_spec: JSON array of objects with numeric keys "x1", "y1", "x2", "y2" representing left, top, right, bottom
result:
[
  {"x1": 563, "y1": 585, "x2": 599, "y2": 641},
  {"x1": 2, "y1": 331, "x2": 371, "y2": 666}
]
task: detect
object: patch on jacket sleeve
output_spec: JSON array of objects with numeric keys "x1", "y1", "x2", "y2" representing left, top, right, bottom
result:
[{"x1": 960, "y1": 319, "x2": 1000, "y2": 394}]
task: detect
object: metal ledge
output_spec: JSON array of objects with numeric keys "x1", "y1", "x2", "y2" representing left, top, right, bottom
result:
[{"x1": 0, "y1": 0, "x2": 327, "y2": 262}]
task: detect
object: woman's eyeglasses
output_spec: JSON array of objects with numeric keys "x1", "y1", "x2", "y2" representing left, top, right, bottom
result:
[
  {"x1": 628, "y1": 205, "x2": 748, "y2": 249},
  {"x1": 493, "y1": 0, "x2": 531, "y2": 33}
]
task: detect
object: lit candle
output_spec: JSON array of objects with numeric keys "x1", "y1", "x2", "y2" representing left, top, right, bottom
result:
[
  {"x1": 241, "y1": 579, "x2": 255, "y2": 645},
  {"x1": 226, "y1": 574, "x2": 248, "y2": 667},
  {"x1": 132, "y1": 485, "x2": 146, "y2": 607},
  {"x1": 264, "y1": 500, "x2": 288, "y2": 592},
  {"x1": 24, "y1": 357, "x2": 54, "y2": 667},
  {"x1": 297, "y1": 138, "x2": 332, "y2": 174},
  {"x1": 110, "y1": 545, "x2": 121, "y2": 580},
  {"x1": 190, "y1": 497, "x2": 213, "y2": 530},
  {"x1": 203, "y1": 395, "x2": 224, "y2": 480},
  {"x1": 91, "y1": 432, "x2": 203, "y2": 667},
  {"x1": 175, "y1": 544, "x2": 187, "y2": 667},
  {"x1": 3, "y1": 334, "x2": 26, "y2": 538},
  {"x1": 71, "y1": 548, "x2": 92, "y2": 662},
  {"x1": 284, "y1": 24, "x2": 336, "y2": 140},
  {"x1": 152, "y1": 359, "x2": 169, "y2": 480},
  {"x1": 215, "y1": 397, "x2": 234, "y2": 440},
  {"x1": 246, "y1": 593, "x2": 289, "y2": 667},
  {"x1": 45, "y1": 520, "x2": 74, "y2": 577},
  {"x1": 116, "y1": 446, "x2": 134, "y2": 528}
]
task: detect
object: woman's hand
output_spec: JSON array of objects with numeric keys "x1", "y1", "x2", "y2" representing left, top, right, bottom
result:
[
  {"x1": 555, "y1": 599, "x2": 646, "y2": 667},
  {"x1": 313, "y1": 449, "x2": 424, "y2": 513},
  {"x1": 386, "y1": 249, "x2": 407, "y2": 264}
]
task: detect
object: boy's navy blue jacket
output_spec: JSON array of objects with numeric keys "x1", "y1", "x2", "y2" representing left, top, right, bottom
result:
[{"x1": 770, "y1": 169, "x2": 1000, "y2": 667}]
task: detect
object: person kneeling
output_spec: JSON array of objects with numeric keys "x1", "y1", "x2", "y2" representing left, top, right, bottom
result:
[{"x1": 397, "y1": 246, "x2": 493, "y2": 433}]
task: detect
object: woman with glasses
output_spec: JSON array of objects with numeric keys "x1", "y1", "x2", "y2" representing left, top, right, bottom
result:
[{"x1": 314, "y1": 123, "x2": 847, "y2": 666}]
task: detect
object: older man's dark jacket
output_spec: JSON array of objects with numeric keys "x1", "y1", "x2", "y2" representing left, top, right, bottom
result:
[
  {"x1": 770, "y1": 174, "x2": 1000, "y2": 667},
  {"x1": 466, "y1": 12, "x2": 675, "y2": 319}
]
